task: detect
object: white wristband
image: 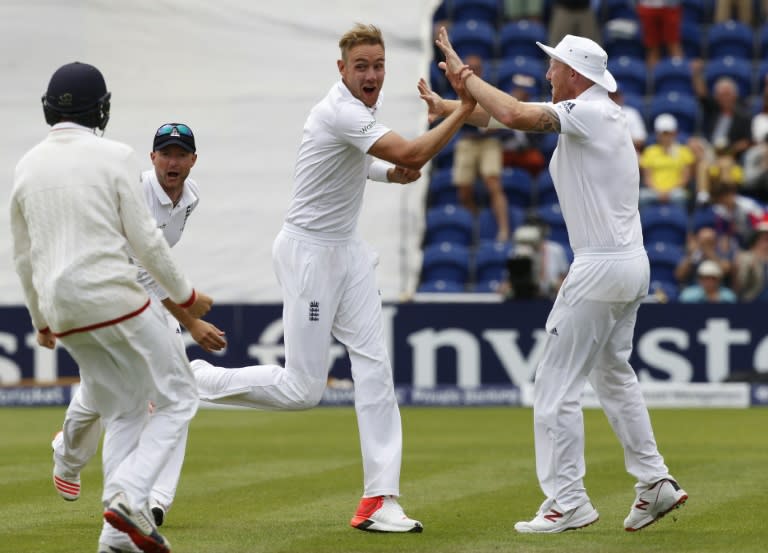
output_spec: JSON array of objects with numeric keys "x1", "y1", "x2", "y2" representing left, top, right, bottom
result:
[
  {"x1": 368, "y1": 160, "x2": 392, "y2": 182},
  {"x1": 487, "y1": 117, "x2": 507, "y2": 129}
]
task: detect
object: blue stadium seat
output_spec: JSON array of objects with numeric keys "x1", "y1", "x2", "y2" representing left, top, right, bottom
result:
[
  {"x1": 681, "y1": 0, "x2": 712, "y2": 24},
  {"x1": 417, "y1": 279, "x2": 467, "y2": 293},
  {"x1": 640, "y1": 204, "x2": 689, "y2": 247},
  {"x1": 495, "y1": 56, "x2": 546, "y2": 96},
  {"x1": 600, "y1": 0, "x2": 639, "y2": 21},
  {"x1": 622, "y1": 92, "x2": 647, "y2": 119},
  {"x1": 498, "y1": 19, "x2": 548, "y2": 60},
  {"x1": 473, "y1": 279, "x2": 503, "y2": 293},
  {"x1": 477, "y1": 206, "x2": 525, "y2": 242},
  {"x1": 449, "y1": 19, "x2": 497, "y2": 60},
  {"x1": 474, "y1": 240, "x2": 512, "y2": 284},
  {"x1": 433, "y1": 134, "x2": 458, "y2": 170},
  {"x1": 609, "y1": 56, "x2": 648, "y2": 96},
  {"x1": 450, "y1": 0, "x2": 501, "y2": 25},
  {"x1": 759, "y1": 23, "x2": 768, "y2": 60},
  {"x1": 704, "y1": 56, "x2": 753, "y2": 98},
  {"x1": 420, "y1": 242, "x2": 471, "y2": 286},
  {"x1": 535, "y1": 171, "x2": 558, "y2": 207},
  {"x1": 757, "y1": 60, "x2": 768, "y2": 95},
  {"x1": 648, "y1": 91, "x2": 700, "y2": 135},
  {"x1": 501, "y1": 167, "x2": 534, "y2": 209},
  {"x1": 536, "y1": 203, "x2": 569, "y2": 247},
  {"x1": 706, "y1": 20, "x2": 754, "y2": 60},
  {"x1": 602, "y1": 20, "x2": 645, "y2": 60},
  {"x1": 424, "y1": 204, "x2": 475, "y2": 246},
  {"x1": 427, "y1": 167, "x2": 458, "y2": 206},
  {"x1": 681, "y1": 20, "x2": 703, "y2": 58},
  {"x1": 647, "y1": 241, "x2": 684, "y2": 283},
  {"x1": 651, "y1": 57, "x2": 693, "y2": 96}
]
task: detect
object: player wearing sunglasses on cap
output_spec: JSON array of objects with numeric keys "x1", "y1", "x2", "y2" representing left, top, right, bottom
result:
[
  {"x1": 47, "y1": 120, "x2": 226, "y2": 553},
  {"x1": 419, "y1": 29, "x2": 688, "y2": 534}
]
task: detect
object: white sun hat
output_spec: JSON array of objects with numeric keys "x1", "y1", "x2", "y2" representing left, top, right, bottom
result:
[{"x1": 536, "y1": 34, "x2": 617, "y2": 93}]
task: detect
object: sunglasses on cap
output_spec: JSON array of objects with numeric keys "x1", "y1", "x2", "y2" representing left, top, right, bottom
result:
[{"x1": 155, "y1": 123, "x2": 194, "y2": 137}]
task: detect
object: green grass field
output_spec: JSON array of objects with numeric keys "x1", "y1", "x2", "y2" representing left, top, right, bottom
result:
[{"x1": 0, "y1": 406, "x2": 765, "y2": 553}]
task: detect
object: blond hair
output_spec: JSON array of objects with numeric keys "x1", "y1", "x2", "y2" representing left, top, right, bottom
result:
[{"x1": 338, "y1": 23, "x2": 384, "y2": 62}]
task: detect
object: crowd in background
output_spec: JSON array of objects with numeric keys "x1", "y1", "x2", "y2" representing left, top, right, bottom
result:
[{"x1": 420, "y1": 0, "x2": 768, "y2": 303}]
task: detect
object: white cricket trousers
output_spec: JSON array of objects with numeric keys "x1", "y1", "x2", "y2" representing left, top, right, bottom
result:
[
  {"x1": 532, "y1": 247, "x2": 672, "y2": 513},
  {"x1": 57, "y1": 302, "x2": 197, "y2": 539},
  {"x1": 194, "y1": 224, "x2": 403, "y2": 497},
  {"x1": 54, "y1": 307, "x2": 190, "y2": 511}
]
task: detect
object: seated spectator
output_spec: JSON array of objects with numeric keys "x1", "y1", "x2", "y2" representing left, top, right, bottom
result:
[
  {"x1": 636, "y1": 0, "x2": 684, "y2": 68},
  {"x1": 675, "y1": 225, "x2": 736, "y2": 288},
  {"x1": 452, "y1": 56, "x2": 511, "y2": 242},
  {"x1": 742, "y1": 132, "x2": 768, "y2": 203},
  {"x1": 547, "y1": 0, "x2": 600, "y2": 45},
  {"x1": 498, "y1": 223, "x2": 570, "y2": 300},
  {"x1": 751, "y1": 75, "x2": 768, "y2": 146},
  {"x1": 639, "y1": 113, "x2": 695, "y2": 207},
  {"x1": 610, "y1": 88, "x2": 648, "y2": 154},
  {"x1": 691, "y1": 60, "x2": 753, "y2": 161},
  {"x1": 733, "y1": 220, "x2": 768, "y2": 302},
  {"x1": 707, "y1": 180, "x2": 764, "y2": 248},
  {"x1": 502, "y1": 76, "x2": 547, "y2": 176},
  {"x1": 679, "y1": 259, "x2": 738, "y2": 303},
  {"x1": 503, "y1": 0, "x2": 545, "y2": 22},
  {"x1": 688, "y1": 136, "x2": 716, "y2": 205}
]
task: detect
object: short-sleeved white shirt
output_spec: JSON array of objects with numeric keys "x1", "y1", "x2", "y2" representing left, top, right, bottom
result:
[
  {"x1": 549, "y1": 85, "x2": 643, "y2": 251},
  {"x1": 285, "y1": 81, "x2": 391, "y2": 236},
  {"x1": 134, "y1": 169, "x2": 200, "y2": 300}
]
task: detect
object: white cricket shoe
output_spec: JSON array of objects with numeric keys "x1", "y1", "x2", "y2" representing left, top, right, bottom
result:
[
  {"x1": 52, "y1": 431, "x2": 80, "y2": 501},
  {"x1": 624, "y1": 478, "x2": 688, "y2": 531},
  {"x1": 350, "y1": 495, "x2": 423, "y2": 533},
  {"x1": 103, "y1": 492, "x2": 171, "y2": 553},
  {"x1": 514, "y1": 501, "x2": 599, "y2": 534}
]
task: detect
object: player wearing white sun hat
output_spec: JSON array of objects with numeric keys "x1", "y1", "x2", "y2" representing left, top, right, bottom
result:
[{"x1": 420, "y1": 29, "x2": 688, "y2": 533}]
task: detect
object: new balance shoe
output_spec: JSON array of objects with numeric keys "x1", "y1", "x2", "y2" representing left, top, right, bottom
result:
[
  {"x1": 350, "y1": 496, "x2": 423, "y2": 533},
  {"x1": 103, "y1": 492, "x2": 171, "y2": 553},
  {"x1": 150, "y1": 501, "x2": 166, "y2": 527},
  {"x1": 52, "y1": 431, "x2": 81, "y2": 501},
  {"x1": 624, "y1": 478, "x2": 688, "y2": 531},
  {"x1": 514, "y1": 501, "x2": 599, "y2": 534}
]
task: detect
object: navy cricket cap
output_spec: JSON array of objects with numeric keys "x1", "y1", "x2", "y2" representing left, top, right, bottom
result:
[
  {"x1": 153, "y1": 123, "x2": 196, "y2": 153},
  {"x1": 43, "y1": 62, "x2": 109, "y2": 114}
]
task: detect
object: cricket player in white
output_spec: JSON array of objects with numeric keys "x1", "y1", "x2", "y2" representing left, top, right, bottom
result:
[
  {"x1": 422, "y1": 29, "x2": 689, "y2": 533},
  {"x1": 188, "y1": 23, "x2": 475, "y2": 532},
  {"x1": 51, "y1": 123, "x2": 226, "y2": 553},
  {"x1": 12, "y1": 63, "x2": 215, "y2": 553}
]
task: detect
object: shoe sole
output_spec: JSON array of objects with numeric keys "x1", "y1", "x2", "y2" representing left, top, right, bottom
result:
[
  {"x1": 351, "y1": 517, "x2": 423, "y2": 533},
  {"x1": 625, "y1": 493, "x2": 688, "y2": 532},
  {"x1": 103, "y1": 510, "x2": 170, "y2": 553}
]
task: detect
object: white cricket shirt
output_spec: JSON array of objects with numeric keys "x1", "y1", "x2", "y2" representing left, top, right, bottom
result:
[
  {"x1": 133, "y1": 170, "x2": 200, "y2": 301},
  {"x1": 549, "y1": 85, "x2": 643, "y2": 251},
  {"x1": 285, "y1": 81, "x2": 391, "y2": 236}
]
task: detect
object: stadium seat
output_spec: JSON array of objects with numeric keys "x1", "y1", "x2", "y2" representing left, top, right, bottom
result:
[
  {"x1": 477, "y1": 205, "x2": 525, "y2": 242},
  {"x1": 704, "y1": 56, "x2": 753, "y2": 98},
  {"x1": 757, "y1": 60, "x2": 768, "y2": 95},
  {"x1": 535, "y1": 171, "x2": 558, "y2": 207},
  {"x1": 622, "y1": 92, "x2": 647, "y2": 119},
  {"x1": 681, "y1": 0, "x2": 711, "y2": 24},
  {"x1": 680, "y1": 20, "x2": 703, "y2": 58},
  {"x1": 433, "y1": 134, "x2": 458, "y2": 170},
  {"x1": 495, "y1": 56, "x2": 546, "y2": 96},
  {"x1": 474, "y1": 240, "x2": 512, "y2": 284},
  {"x1": 424, "y1": 204, "x2": 475, "y2": 246},
  {"x1": 473, "y1": 279, "x2": 503, "y2": 293},
  {"x1": 609, "y1": 56, "x2": 648, "y2": 96},
  {"x1": 647, "y1": 241, "x2": 684, "y2": 283},
  {"x1": 648, "y1": 91, "x2": 700, "y2": 135},
  {"x1": 640, "y1": 204, "x2": 689, "y2": 246},
  {"x1": 602, "y1": 20, "x2": 645, "y2": 60},
  {"x1": 427, "y1": 167, "x2": 458, "y2": 206},
  {"x1": 536, "y1": 203, "x2": 569, "y2": 247},
  {"x1": 651, "y1": 57, "x2": 693, "y2": 96},
  {"x1": 501, "y1": 167, "x2": 534, "y2": 209},
  {"x1": 417, "y1": 279, "x2": 466, "y2": 293},
  {"x1": 420, "y1": 242, "x2": 471, "y2": 286},
  {"x1": 449, "y1": 19, "x2": 497, "y2": 60},
  {"x1": 759, "y1": 23, "x2": 768, "y2": 60},
  {"x1": 498, "y1": 19, "x2": 548, "y2": 60},
  {"x1": 705, "y1": 20, "x2": 754, "y2": 60},
  {"x1": 600, "y1": 0, "x2": 639, "y2": 21},
  {"x1": 450, "y1": 0, "x2": 501, "y2": 25},
  {"x1": 649, "y1": 279, "x2": 680, "y2": 302}
]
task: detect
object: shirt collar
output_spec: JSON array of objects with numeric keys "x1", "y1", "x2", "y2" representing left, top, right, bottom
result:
[
  {"x1": 50, "y1": 122, "x2": 95, "y2": 133},
  {"x1": 147, "y1": 170, "x2": 196, "y2": 209},
  {"x1": 337, "y1": 80, "x2": 383, "y2": 115}
]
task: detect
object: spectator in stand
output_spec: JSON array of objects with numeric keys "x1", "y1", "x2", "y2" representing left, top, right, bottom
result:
[
  {"x1": 714, "y1": 0, "x2": 753, "y2": 24},
  {"x1": 675, "y1": 225, "x2": 736, "y2": 288},
  {"x1": 743, "y1": 131, "x2": 768, "y2": 203},
  {"x1": 733, "y1": 220, "x2": 768, "y2": 301},
  {"x1": 688, "y1": 136, "x2": 717, "y2": 205},
  {"x1": 501, "y1": 75, "x2": 547, "y2": 176},
  {"x1": 610, "y1": 88, "x2": 648, "y2": 154},
  {"x1": 503, "y1": 0, "x2": 545, "y2": 22},
  {"x1": 636, "y1": 0, "x2": 684, "y2": 68},
  {"x1": 679, "y1": 259, "x2": 738, "y2": 303},
  {"x1": 547, "y1": 0, "x2": 601, "y2": 45},
  {"x1": 751, "y1": 76, "x2": 768, "y2": 146},
  {"x1": 707, "y1": 180, "x2": 764, "y2": 248},
  {"x1": 452, "y1": 55, "x2": 511, "y2": 241},
  {"x1": 691, "y1": 60, "x2": 753, "y2": 161},
  {"x1": 639, "y1": 113, "x2": 695, "y2": 207}
]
